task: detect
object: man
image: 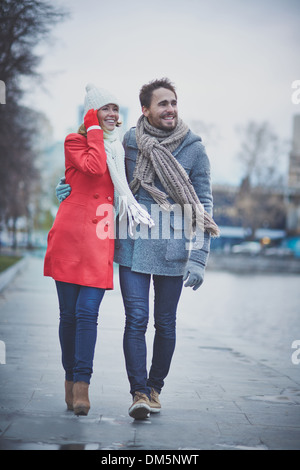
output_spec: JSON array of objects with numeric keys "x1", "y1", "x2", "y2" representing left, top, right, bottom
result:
[{"x1": 57, "y1": 78, "x2": 219, "y2": 420}]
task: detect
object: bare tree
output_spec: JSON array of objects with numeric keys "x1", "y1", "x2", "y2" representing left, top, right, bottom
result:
[
  {"x1": 236, "y1": 121, "x2": 288, "y2": 236},
  {"x1": 236, "y1": 121, "x2": 287, "y2": 188},
  {"x1": 0, "y1": 0, "x2": 67, "y2": 97},
  {"x1": 0, "y1": 0, "x2": 67, "y2": 247}
]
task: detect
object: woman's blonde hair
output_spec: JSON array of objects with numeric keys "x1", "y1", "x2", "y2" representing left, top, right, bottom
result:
[{"x1": 78, "y1": 120, "x2": 122, "y2": 136}]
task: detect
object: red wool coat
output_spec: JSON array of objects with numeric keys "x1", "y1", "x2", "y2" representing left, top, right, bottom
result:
[{"x1": 44, "y1": 129, "x2": 115, "y2": 289}]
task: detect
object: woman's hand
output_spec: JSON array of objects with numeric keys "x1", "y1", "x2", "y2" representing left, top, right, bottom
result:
[{"x1": 84, "y1": 109, "x2": 101, "y2": 132}]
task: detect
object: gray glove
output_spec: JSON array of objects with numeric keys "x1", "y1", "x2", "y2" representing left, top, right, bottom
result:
[
  {"x1": 183, "y1": 260, "x2": 204, "y2": 291},
  {"x1": 56, "y1": 177, "x2": 71, "y2": 202}
]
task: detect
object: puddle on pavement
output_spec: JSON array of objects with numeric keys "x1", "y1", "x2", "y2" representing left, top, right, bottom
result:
[
  {"x1": 198, "y1": 346, "x2": 256, "y2": 364},
  {"x1": 0, "y1": 441, "x2": 60, "y2": 450},
  {"x1": 198, "y1": 346, "x2": 233, "y2": 351},
  {"x1": 0, "y1": 440, "x2": 126, "y2": 450},
  {"x1": 245, "y1": 388, "x2": 300, "y2": 405},
  {"x1": 217, "y1": 443, "x2": 268, "y2": 450}
]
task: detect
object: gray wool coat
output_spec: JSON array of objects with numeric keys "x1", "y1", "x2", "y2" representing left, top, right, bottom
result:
[{"x1": 113, "y1": 127, "x2": 213, "y2": 276}]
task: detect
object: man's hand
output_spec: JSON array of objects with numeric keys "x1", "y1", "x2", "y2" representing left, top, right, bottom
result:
[
  {"x1": 183, "y1": 261, "x2": 204, "y2": 291},
  {"x1": 56, "y1": 177, "x2": 71, "y2": 202}
]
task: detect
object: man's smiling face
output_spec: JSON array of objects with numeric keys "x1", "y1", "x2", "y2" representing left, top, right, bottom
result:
[{"x1": 142, "y1": 88, "x2": 178, "y2": 131}]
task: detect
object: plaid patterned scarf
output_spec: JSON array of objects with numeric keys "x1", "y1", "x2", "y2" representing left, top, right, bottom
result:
[{"x1": 130, "y1": 115, "x2": 220, "y2": 237}]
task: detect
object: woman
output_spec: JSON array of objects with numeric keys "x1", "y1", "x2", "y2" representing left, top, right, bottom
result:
[{"x1": 44, "y1": 83, "x2": 152, "y2": 416}]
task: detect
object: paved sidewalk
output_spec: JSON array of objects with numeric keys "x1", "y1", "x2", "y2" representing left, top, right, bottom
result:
[{"x1": 0, "y1": 256, "x2": 299, "y2": 450}]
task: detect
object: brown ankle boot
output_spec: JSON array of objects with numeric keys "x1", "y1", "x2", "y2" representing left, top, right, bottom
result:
[
  {"x1": 73, "y1": 381, "x2": 90, "y2": 416},
  {"x1": 65, "y1": 380, "x2": 74, "y2": 411}
]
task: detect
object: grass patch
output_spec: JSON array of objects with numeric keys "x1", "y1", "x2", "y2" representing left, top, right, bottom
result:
[{"x1": 0, "y1": 255, "x2": 22, "y2": 273}]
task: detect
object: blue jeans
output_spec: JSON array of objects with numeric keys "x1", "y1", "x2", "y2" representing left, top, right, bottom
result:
[
  {"x1": 55, "y1": 281, "x2": 105, "y2": 384},
  {"x1": 119, "y1": 266, "x2": 183, "y2": 397}
]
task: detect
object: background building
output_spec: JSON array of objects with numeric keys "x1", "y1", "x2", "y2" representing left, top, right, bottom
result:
[{"x1": 287, "y1": 115, "x2": 300, "y2": 234}]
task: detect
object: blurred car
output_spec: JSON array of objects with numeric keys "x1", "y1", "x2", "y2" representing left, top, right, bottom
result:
[
  {"x1": 232, "y1": 241, "x2": 261, "y2": 255},
  {"x1": 264, "y1": 247, "x2": 293, "y2": 257}
]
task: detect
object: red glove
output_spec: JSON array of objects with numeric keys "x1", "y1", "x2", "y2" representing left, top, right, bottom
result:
[{"x1": 84, "y1": 109, "x2": 100, "y2": 132}]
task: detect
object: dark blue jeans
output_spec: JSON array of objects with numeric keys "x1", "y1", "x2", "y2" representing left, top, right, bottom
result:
[
  {"x1": 55, "y1": 281, "x2": 105, "y2": 384},
  {"x1": 119, "y1": 266, "x2": 183, "y2": 397}
]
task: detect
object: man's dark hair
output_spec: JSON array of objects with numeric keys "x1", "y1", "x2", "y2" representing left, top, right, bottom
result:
[{"x1": 139, "y1": 78, "x2": 177, "y2": 108}]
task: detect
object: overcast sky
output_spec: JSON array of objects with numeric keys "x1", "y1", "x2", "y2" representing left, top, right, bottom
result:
[{"x1": 23, "y1": 0, "x2": 300, "y2": 185}]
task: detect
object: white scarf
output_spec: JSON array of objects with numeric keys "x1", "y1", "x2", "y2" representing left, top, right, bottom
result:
[{"x1": 103, "y1": 129, "x2": 154, "y2": 234}]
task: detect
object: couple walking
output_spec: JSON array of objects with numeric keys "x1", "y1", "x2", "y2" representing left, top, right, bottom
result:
[{"x1": 44, "y1": 78, "x2": 219, "y2": 420}]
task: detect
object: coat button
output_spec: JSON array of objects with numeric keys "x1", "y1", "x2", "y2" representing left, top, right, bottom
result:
[
  {"x1": 94, "y1": 193, "x2": 100, "y2": 199},
  {"x1": 107, "y1": 196, "x2": 112, "y2": 201},
  {"x1": 92, "y1": 218, "x2": 98, "y2": 224}
]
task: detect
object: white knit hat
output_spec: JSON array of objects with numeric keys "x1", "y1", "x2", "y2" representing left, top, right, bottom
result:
[{"x1": 83, "y1": 83, "x2": 119, "y2": 115}]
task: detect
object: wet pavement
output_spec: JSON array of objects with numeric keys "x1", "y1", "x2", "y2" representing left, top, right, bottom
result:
[{"x1": 0, "y1": 255, "x2": 299, "y2": 450}]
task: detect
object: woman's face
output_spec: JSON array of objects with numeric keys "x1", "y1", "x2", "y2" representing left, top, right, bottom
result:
[{"x1": 97, "y1": 104, "x2": 119, "y2": 132}]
